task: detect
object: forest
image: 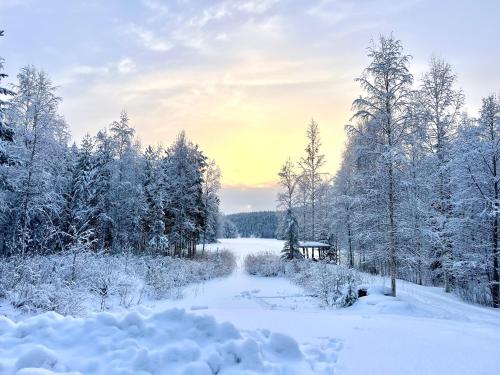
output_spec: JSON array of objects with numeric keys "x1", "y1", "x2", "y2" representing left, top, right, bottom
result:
[
  {"x1": 0, "y1": 29, "x2": 233, "y2": 315},
  {"x1": 277, "y1": 35, "x2": 500, "y2": 308},
  {"x1": 0, "y1": 48, "x2": 222, "y2": 258},
  {"x1": 226, "y1": 211, "x2": 278, "y2": 238}
]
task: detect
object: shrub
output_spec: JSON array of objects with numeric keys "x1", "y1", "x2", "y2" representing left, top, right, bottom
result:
[
  {"x1": 244, "y1": 253, "x2": 362, "y2": 307},
  {"x1": 244, "y1": 252, "x2": 284, "y2": 277},
  {"x1": 0, "y1": 249, "x2": 237, "y2": 316}
]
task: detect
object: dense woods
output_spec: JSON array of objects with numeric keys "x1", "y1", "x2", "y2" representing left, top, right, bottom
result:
[
  {"x1": 226, "y1": 211, "x2": 278, "y2": 238},
  {"x1": 278, "y1": 35, "x2": 500, "y2": 307},
  {"x1": 0, "y1": 32, "x2": 221, "y2": 258}
]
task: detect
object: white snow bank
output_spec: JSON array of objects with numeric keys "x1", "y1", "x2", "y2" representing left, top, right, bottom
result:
[{"x1": 0, "y1": 308, "x2": 333, "y2": 375}]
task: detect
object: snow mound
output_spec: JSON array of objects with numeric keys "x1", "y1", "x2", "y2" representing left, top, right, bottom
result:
[{"x1": 0, "y1": 308, "x2": 333, "y2": 375}]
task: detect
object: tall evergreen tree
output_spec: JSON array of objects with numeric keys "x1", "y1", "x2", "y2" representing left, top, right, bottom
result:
[
  {"x1": 109, "y1": 110, "x2": 145, "y2": 251},
  {"x1": 281, "y1": 208, "x2": 301, "y2": 260},
  {"x1": 0, "y1": 30, "x2": 15, "y2": 169},
  {"x1": 142, "y1": 145, "x2": 167, "y2": 254},
  {"x1": 62, "y1": 135, "x2": 97, "y2": 250},
  {"x1": 201, "y1": 159, "x2": 221, "y2": 252},
  {"x1": 93, "y1": 129, "x2": 114, "y2": 250},
  {"x1": 163, "y1": 131, "x2": 206, "y2": 256},
  {"x1": 417, "y1": 57, "x2": 464, "y2": 292}
]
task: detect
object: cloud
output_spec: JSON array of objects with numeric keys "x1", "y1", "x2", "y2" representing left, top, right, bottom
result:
[
  {"x1": 128, "y1": 24, "x2": 173, "y2": 52},
  {"x1": 215, "y1": 33, "x2": 228, "y2": 41},
  {"x1": 117, "y1": 58, "x2": 136, "y2": 74},
  {"x1": 0, "y1": 0, "x2": 32, "y2": 9},
  {"x1": 56, "y1": 64, "x2": 110, "y2": 85},
  {"x1": 129, "y1": 0, "x2": 283, "y2": 55},
  {"x1": 141, "y1": 0, "x2": 169, "y2": 14},
  {"x1": 57, "y1": 58, "x2": 136, "y2": 86},
  {"x1": 236, "y1": 0, "x2": 279, "y2": 14}
]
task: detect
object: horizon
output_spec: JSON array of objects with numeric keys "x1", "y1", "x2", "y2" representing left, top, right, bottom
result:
[{"x1": 1, "y1": 0, "x2": 499, "y2": 213}]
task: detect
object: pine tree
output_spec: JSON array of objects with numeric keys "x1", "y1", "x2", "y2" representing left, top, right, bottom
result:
[
  {"x1": 453, "y1": 95, "x2": 500, "y2": 307},
  {"x1": 142, "y1": 145, "x2": 167, "y2": 254},
  {"x1": 0, "y1": 30, "x2": 15, "y2": 169},
  {"x1": 281, "y1": 208, "x2": 301, "y2": 260},
  {"x1": 109, "y1": 110, "x2": 145, "y2": 252},
  {"x1": 201, "y1": 159, "x2": 221, "y2": 252},
  {"x1": 62, "y1": 135, "x2": 98, "y2": 250},
  {"x1": 93, "y1": 129, "x2": 114, "y2": 250},
  {"x1": 417, "y1": 57, "x2": 464, "y2": 292},
  {"x1": 163, "y1": 131, "x2": 206, "y2": 257}
]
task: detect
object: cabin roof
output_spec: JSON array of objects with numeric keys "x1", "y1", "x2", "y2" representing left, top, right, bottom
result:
[{"x1": 298, "y1": 241, "x2": 330, "y2": 248}]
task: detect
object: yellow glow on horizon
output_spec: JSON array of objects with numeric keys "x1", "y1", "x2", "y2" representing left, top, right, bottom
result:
[
  {"x1": 63, "y1": 58, "x2": 357, "y2": 188},
  {"x1": 153, "y1": 93, "x2": 349, "y2": 187}
]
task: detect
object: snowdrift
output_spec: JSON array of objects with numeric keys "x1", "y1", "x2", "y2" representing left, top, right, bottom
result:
[{"x1": 0, "y1": 308, "x2": 334, "y2": 375}]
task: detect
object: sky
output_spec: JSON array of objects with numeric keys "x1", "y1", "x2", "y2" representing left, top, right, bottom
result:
[{"x1": 1, "y1": 0, "x2": 499, "y2": 213}]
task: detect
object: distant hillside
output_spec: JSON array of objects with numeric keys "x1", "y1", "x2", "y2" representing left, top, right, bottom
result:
[{"x1": 226, "y1": 211, "x2": 278, "y2": 238}]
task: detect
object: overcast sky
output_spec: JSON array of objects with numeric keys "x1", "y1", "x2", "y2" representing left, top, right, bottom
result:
[{"x1": 1, "y1": 0, "x2": 499, "y2": 213}]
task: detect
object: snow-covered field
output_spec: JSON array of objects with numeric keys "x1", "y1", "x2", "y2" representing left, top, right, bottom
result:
[{"x1": 1, "y1": 238, "x2": 500, "y2": 374}]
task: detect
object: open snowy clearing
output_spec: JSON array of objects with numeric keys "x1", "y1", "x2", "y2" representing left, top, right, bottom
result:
[{"x1": 1, "y1": 238, "x2": 500, "y2": 375}]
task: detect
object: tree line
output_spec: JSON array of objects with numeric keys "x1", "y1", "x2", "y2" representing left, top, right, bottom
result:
[
  {"x1": 0, "y1": 31, "x2": 221, "y2": 258},
  {"x1": 226, "y1": 211, "x2": 278, "y2": 238},
  {"x1": 278, "y1": 35, "x2": 500, "y2": 308}
]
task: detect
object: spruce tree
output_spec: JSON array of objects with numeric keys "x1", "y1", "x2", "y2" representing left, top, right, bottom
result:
[
  {"x1": 281, "y1": 208, "x2": 301, "y2": 260},
  {"x1": 0, "y1": 30, "x2": 15, "y2": 168}
]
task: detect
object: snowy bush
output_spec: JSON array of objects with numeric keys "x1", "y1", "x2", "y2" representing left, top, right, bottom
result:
[
  {"x1": 0, "y1": 249, "x2": 236, "y2": 316},
  {"x1": 283, "y1": 261, "x2": 362, "y2": 307},
  {"x1": 244, "y1": 252, "x2": 284, "y2": 277},
  {"x1": 243, "y1": 253, "x2": 362, "y2": 307},
  {"x1": 0, "y1": 255, "x2": 87, "y2": 315}
]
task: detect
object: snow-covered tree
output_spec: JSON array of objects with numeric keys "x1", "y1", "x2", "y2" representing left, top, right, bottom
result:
[
  {"x1": 350, "y1": 35, "x2": 413, "y2": 296},
  {"x1": 452, "y1": 95, "x2": 500, "y2": 306},
  {"x1": 278, "y1": 158, "x2": 298, "y2": 212},
  {"x1": 142, "y1": 145, "x2": 167, "y2": 254},
  {"x1": 163, "y1": 131, "x2": 206, "y2": 256},
  {"x1": 109, "y1": 111, "x2": 145, "y2": 252},
  {"x1": 61, "y1": 135, "x2": 98, "y2": 250},
  {"x1": 6, "y1": 66, "x2": 69, "y2": 255},
  {"x1": 281, "y1": 208, "x2": 301, "y2": 260},
  {"x1": 201, "y1": 159, "x2": 221, "y2": 252},
  {"x1": 219, "y1": 215, "x2": 239, "y2": 239},
  {"x1": 277, "y1": 158, "x2": 298, "y2": 238},
  {"x1": 0, "y1": 30, "x2": 15, "y2": 170},
  {"x1": 331, "y1": 140, "x2": 359, "y2": 268},
  {"x1": 92, "y1": 129, "x2": 114, "y2": 251},
  {"x1": 299, "y1": 119, "x2": 326, "y2": 241},
  {"x1": 417, "y1": 57, "x2": 464, "y2": 292}
]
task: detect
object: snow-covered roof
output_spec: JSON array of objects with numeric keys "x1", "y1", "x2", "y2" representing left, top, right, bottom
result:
[{"x1": 298, "y1": 241, "x2": 330, "y2": 248}]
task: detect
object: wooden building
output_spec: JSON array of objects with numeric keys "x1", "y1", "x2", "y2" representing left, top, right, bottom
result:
[{"x1": 298, "y1": 241, "x2": 338, "y2": 263}]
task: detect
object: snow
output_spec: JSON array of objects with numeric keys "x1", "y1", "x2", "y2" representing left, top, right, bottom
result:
[
  {"x1": 157, "y1": 239, "x2": 500, "y2": 375},
  {"x1": 299, "y1": 241, "x2": 330, "y2": 247},
  {"x1": 1, "y1": 238, "x2": 500, "y2": 375},
  {"x1": 0, "y1": 308, "x2": 326, "y2": 374}
]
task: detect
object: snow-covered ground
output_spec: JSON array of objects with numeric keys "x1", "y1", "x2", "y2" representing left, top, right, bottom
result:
[{"x1": 1, "y1": 238, "x2": 500, "y2": 374}]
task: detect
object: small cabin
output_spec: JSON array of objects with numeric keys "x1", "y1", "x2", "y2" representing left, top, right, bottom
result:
[{"x1": 298, "y1": 241, "x2": 338, "y2": 263}]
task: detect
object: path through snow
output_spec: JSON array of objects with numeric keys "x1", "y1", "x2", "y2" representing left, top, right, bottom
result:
[{"x1": 157, "y1": 238, "x2": 500, "y2": 375}]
